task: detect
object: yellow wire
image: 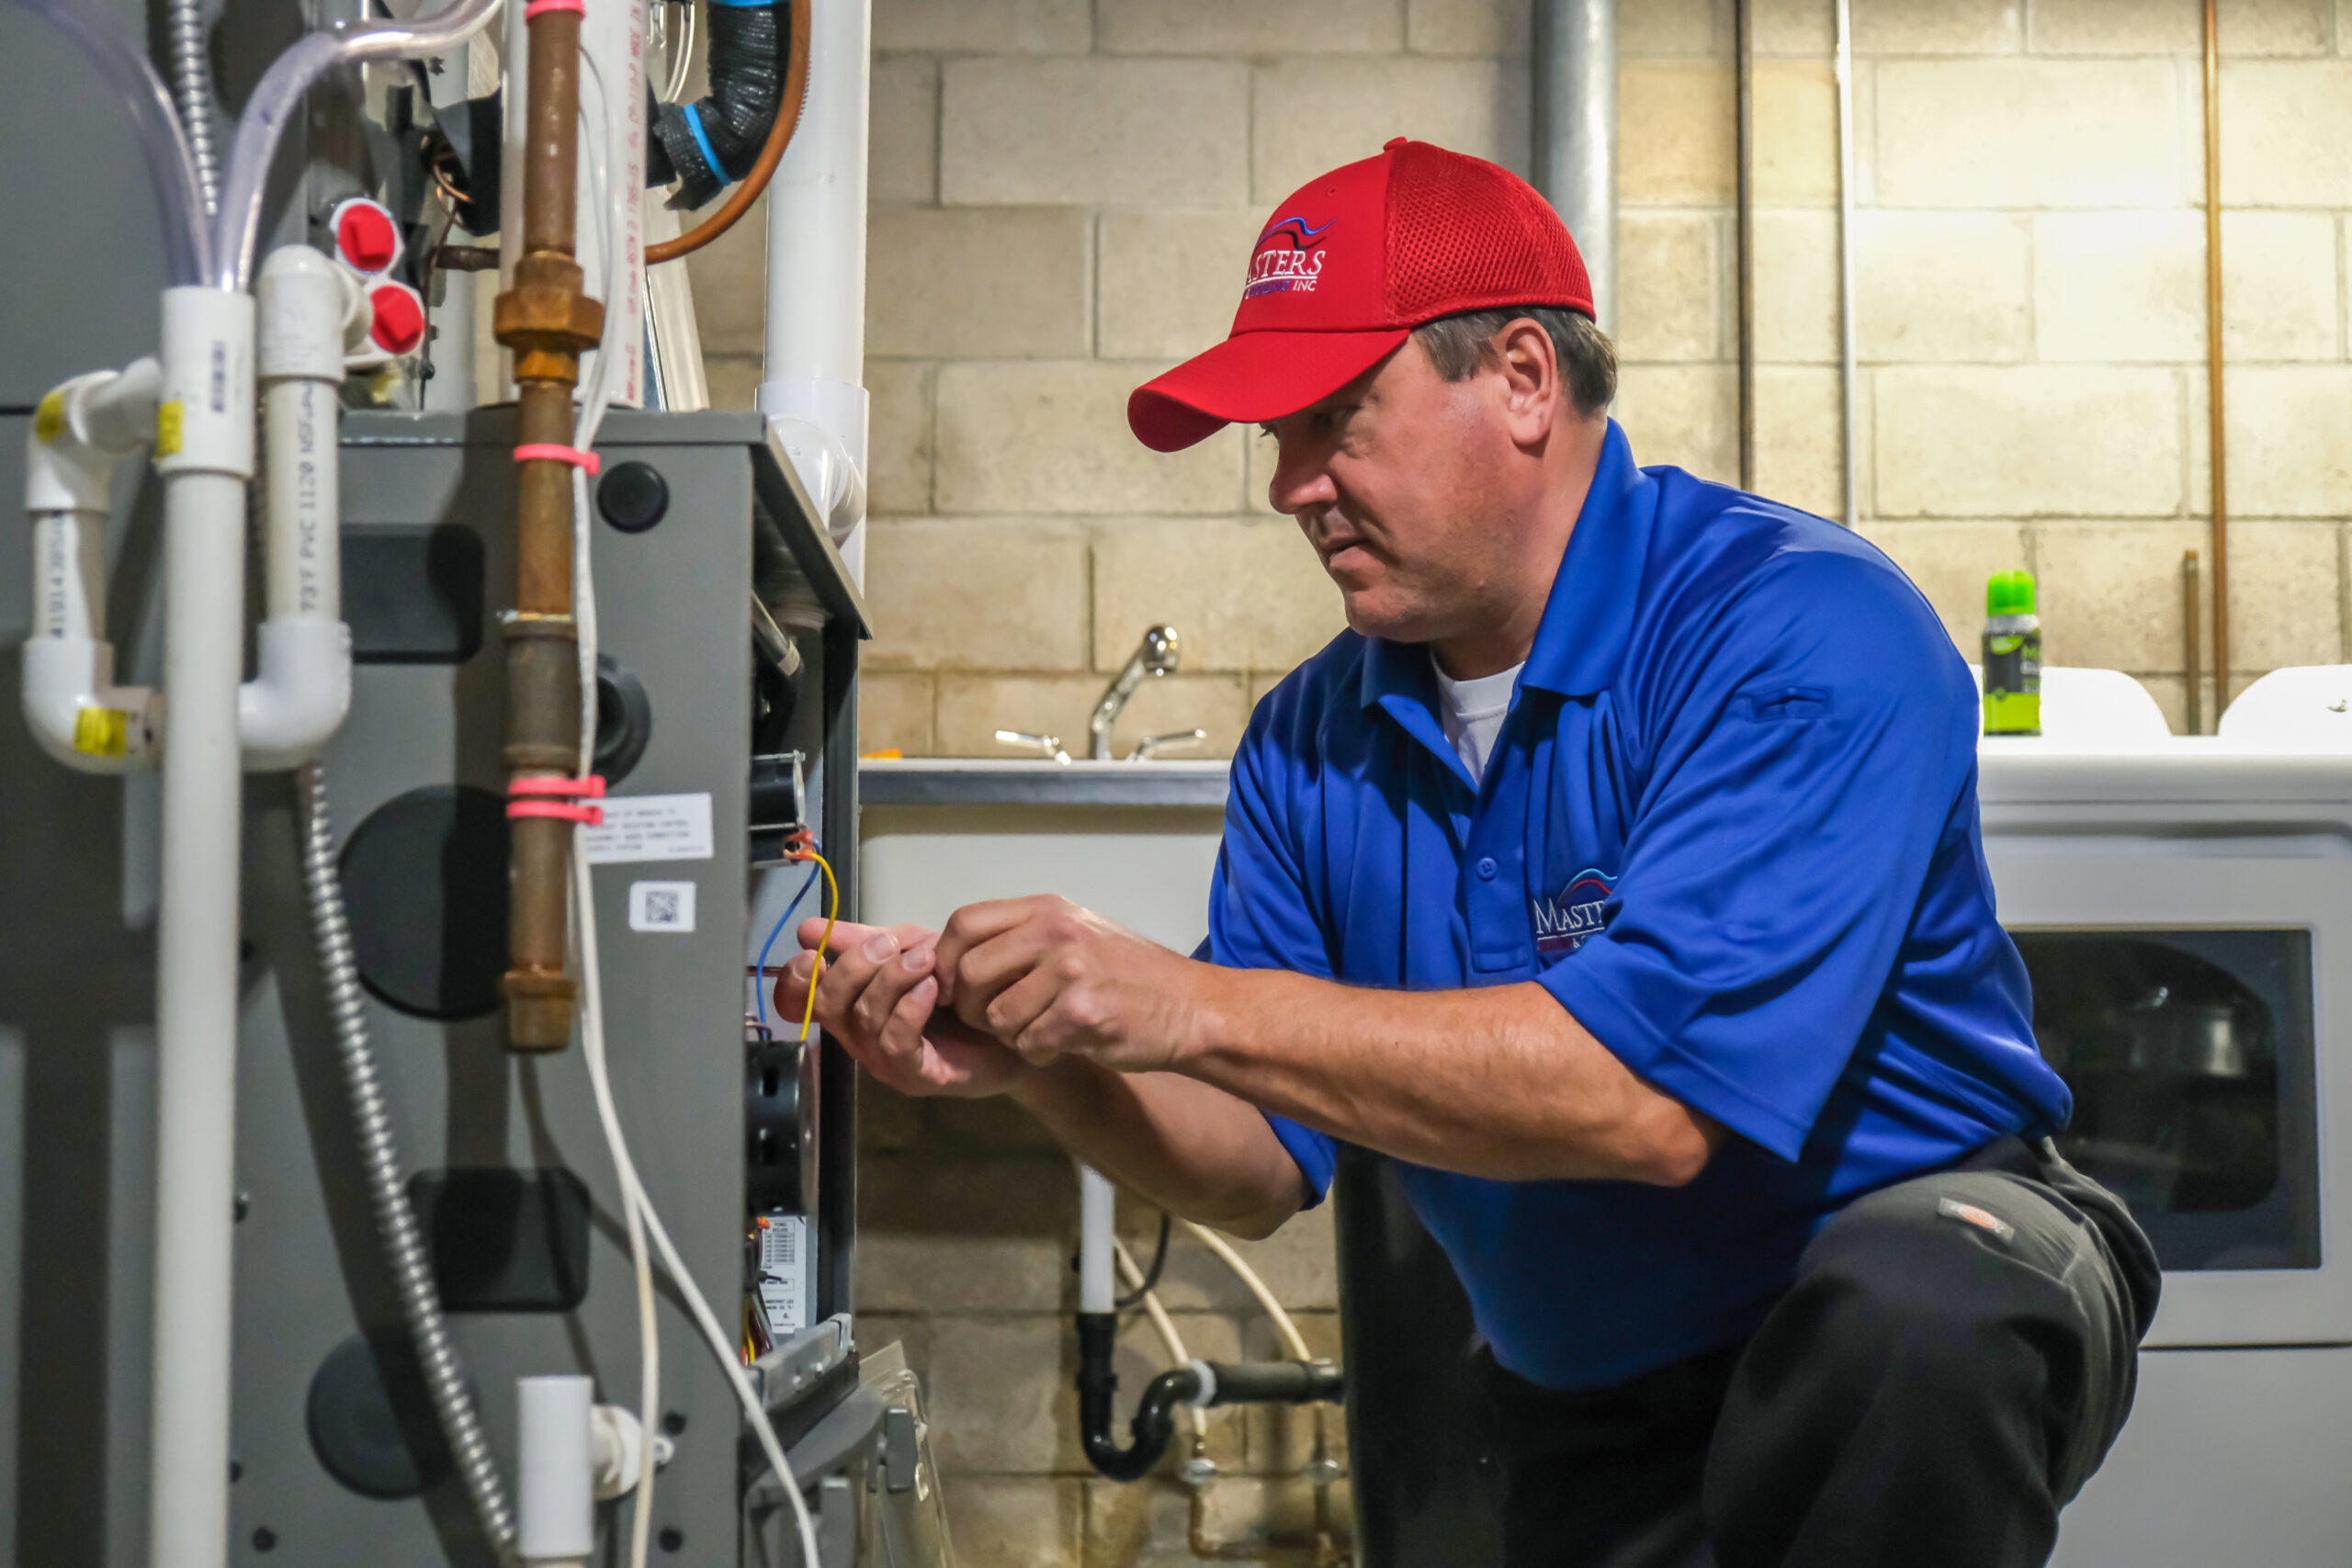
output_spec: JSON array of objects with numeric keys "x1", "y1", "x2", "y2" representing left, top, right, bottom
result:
[{"x1": 792, "y1": 850, "x2": 839, "y2": 1043}]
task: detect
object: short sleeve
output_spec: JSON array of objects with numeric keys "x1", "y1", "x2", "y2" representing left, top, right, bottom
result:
[
  {"x1": 1541, "y1": 550, "x2": 1976, "y2": 1162},
  {"x1": 1205, "y1": 715, "x2": 1341, "y2": 1206}
]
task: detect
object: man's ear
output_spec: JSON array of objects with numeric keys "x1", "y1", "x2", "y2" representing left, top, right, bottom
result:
[{"x1": 1493, "y1": 318, "x2": 1561, "y2": 445}]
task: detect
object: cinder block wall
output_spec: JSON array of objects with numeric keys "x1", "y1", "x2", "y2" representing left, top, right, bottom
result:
[{"x1": 681, "y1": 1, "x2": 2352, "y2": 1562}]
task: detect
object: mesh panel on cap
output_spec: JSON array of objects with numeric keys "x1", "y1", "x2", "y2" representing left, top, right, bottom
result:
[{"x1": 1383, "y1": 141, "x2": 1592, "y2": 323}]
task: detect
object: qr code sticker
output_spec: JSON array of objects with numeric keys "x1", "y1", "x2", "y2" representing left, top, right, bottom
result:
[{"x1": 628, "y1": 881, "x2": 696, "y2": 933}]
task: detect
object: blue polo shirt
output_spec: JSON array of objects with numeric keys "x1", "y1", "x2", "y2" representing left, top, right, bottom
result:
[{"x1": 1207, "y1": 421, "x2": 2069, "y2": 1392}]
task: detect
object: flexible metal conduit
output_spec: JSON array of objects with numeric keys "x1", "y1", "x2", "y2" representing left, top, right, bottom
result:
[
  {"x1": 296, "y1": 764, "x2": 518, "y2": 1557},
  {"x1": 1532, "y1": 0, "x2": 1615, "y2": 333},
  {"x1": 164, "y1": 0, "x2": 220, "y2": 211}
]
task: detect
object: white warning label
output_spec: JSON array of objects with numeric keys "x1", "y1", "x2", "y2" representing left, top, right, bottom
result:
[
  {"x1": 580, "y1": 793, "x2": 715, "y2": 865},
  {"x1": 757, "y1": 1214, "x2": 809, "y2": 1343}
]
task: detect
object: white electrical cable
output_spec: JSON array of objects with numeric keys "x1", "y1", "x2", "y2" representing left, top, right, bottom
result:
[
  {"x1": 1114, "y1": 1237, "x2": 1204, "y2": 1444},
  {"x1": 571, "y1": 50, "x2": 826, "y2": 1568},
  {"x1": 1181, "y1": 1221, "x2": 1314, "y2": 1363}
]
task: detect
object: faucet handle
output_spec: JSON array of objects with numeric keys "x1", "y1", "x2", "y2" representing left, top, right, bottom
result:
[
  {"x1": 1126, "y1": 728, "x2": 1208, "y2": 761},
  {"x1": 995, "y1": 728, "x2": 1073, "y2": 765}
]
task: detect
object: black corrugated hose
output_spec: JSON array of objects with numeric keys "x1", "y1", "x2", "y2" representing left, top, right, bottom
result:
[{"x1": 646, "y1": 0, "x2": 786, "y2": 209}]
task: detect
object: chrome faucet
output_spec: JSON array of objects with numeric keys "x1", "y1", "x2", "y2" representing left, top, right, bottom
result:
[{"x1": 1091, "y1": 625, "x2": 1182, "y2": 761}]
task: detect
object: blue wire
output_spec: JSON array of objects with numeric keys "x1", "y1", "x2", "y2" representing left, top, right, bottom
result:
[{"x1": 753, "y1": 862, "x2": 824, "y2": 1029}]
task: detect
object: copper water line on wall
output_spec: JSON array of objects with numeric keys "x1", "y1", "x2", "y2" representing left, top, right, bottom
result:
[
  {"x1": 1734, "y1": 0, "x2": 1756, "y2": 491},
  {"x1": 2201, "y1": 0, "x2": 2232, "y2": 716},
  {"x1": 493, "y1": 0, "x2": 607, "y2": 1051},
  {"x1": 2184, "y1": 550, "x2": 2204, "y2": 735}
]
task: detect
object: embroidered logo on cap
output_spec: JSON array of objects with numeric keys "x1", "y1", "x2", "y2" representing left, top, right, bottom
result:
[
  {"x1": 1243, "y1": 215, "x2": 1335, "y2": 299},
  {"x1": 1533, "y1": 868, "x2": 1616, "y2": 957}
]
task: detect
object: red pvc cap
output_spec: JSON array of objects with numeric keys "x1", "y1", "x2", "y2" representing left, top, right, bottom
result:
[
  {"x1": 336, "y1": 201, "x2": 401, "y2": 273},
  {"x1": 369, "y1": 285, "x2": 426, "y2": 355}
]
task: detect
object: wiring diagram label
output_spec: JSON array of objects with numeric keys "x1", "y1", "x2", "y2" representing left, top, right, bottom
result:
[
  {"x1": 580, "y1": 792, "x2": 714, "y2": 864},
  {"x1": 628, "y1": 880, "x2": 697, "y2": 932},
  {"x1": 758, "y1": 1214, "x2": 809, "y2": 1342}
]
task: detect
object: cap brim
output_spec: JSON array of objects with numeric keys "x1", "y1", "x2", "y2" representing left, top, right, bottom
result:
[{"x1": 1126, "y1": 327, "x2": 1412, "y2": 453}]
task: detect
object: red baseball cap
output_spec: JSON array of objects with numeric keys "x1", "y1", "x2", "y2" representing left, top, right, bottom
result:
[{"x1": 1127, "y1": 138, "x2": 1593, "y2": 454}]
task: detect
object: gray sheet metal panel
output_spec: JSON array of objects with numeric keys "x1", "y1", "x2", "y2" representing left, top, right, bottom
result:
[
  {"x1": 224, "y1": 421, "x2": 755, "y2": 1564},
  {"x1": 2052, "y1": 1345, "x2": 2352, "y2": 1567}
]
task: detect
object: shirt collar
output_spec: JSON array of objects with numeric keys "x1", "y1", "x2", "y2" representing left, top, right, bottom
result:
[{"x1": 1358, "y1": 418, "x2": 1654, "y2": 714}]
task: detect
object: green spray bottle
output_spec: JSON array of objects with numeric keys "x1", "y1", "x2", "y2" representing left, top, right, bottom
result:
[{"x1": 1983, "y1": 570, "x2": 2041, "y2": 736}]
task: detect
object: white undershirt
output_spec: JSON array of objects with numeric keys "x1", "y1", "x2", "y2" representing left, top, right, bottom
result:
[{"x1": 1434, "y1": 656, "x2": 1524, "y2": 786}]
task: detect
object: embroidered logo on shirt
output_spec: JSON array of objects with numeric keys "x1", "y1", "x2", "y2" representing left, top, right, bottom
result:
[
  {"x1": 1532, "y1": 868, "x2": 1616, "y2": 957},
  {"x1": 1937, "y1": 1196, "x2": 2016, "y2": 1244}
]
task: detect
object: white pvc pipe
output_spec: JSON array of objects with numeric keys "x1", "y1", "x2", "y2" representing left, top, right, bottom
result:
[
  {"x1": 147, "y1": 283, "x2": 254, "y2": 1568},
  {"x1": 517, "y1": 1376, "x2": 595, "y2": 1566},
  {"x1": 1533, "y1": 0, "x2": 1617, "y2": 333},
  {"x1": 242, "y1": 246, "x2": 359, "y2": 771},
  {"x1": 19, "y1": 361, "x2": 166, "y2": 773},
  {"x1": 1834, "y1": 0, "x2": 1858, "y2": 529},
  {"x1": 756, "y1": 0, "x2": 871, "y2": 575},
  {"x1": 1078, "y1": 1163, "x2": 1116, "y2": 1315}
]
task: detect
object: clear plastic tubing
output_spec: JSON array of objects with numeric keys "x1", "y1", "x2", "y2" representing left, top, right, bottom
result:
[
  {"x1": 6, "y1": 0, "x2": 211, "y2": 284},
  {"x1": 212, "y1": 0, "x2": 504, "y2": 292}
]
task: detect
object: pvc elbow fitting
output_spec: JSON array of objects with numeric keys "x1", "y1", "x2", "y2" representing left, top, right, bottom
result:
[
  {"x1": 237, "y1": 619, "x2": 352, "y2": 772},
  {"x1": 20, "y1": 637, "x2": 163, "y2": 773}
]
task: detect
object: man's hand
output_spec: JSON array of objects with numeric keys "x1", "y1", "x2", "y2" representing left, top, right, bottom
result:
[
  {"x1": 779, "y1": 918, "x2": 1034, "y2": 1099},
  {"x1": 932, "y1": 896, "x2": 1214, "y2": 1072}
]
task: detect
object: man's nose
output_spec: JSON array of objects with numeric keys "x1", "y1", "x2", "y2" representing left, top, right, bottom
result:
[{"x1": 1267, "y1": 442, "x2": 1338, "y2": 517}]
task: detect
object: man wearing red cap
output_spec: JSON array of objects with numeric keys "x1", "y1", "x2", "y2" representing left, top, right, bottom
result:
[{"x1": 784, "y1": 140, "x2": 2156, "y2": 1567}]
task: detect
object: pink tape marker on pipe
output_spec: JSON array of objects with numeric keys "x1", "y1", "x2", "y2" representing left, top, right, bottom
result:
[{"x1": 512, "y1": 442, "x2": 600, "y2": 477}]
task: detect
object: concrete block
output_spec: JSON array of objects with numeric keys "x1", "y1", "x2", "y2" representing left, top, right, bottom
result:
[
  {"x1": 683, "y1": 192, "x2": 768, "y2": 358},
  {"x1": 1408, "y1": 0, "x2": 1532, "y2": 56},
  {"x1": 1753, "y1": 366, "x2": 1847, "y2": 521},
  {"x1": 1250, "y1": 670, "x2": 1293, "y2": 710},
  {"x1": 1086, "y1": 1475, "x2": 1352, "y2": 1565},
  {"x1": 2222, "y1": 367, "x2": 2352, "y2": 519},
  {"x1": 2030, "y1": 520, "x2": 2211, "y2": 671},
  {"x1": 2224, "y1": 522, "x2": 2343, "y2": 673},
  {"x1": 2221, "y1": 62, "x2": 2352, "y2": 207},
  {"x1": 1619, "y1": 62, "x2": 1734, "y2": 206},
  {"x1": 860, "y1": 1154, "x2": 1077, "y2": 1231},
  {"x1": 702, "y1": 355, "x2": 760, "y2": 411},
  {"x1": 865, "y1": 359, "x2": 933, "y2": 516},
  {"x1": 1754, "y1": 60, "x2": 1838, "y2": 207},
  {"x1": 1251, "y1": 58, "x2": 1531, "y2": 205},
  {"x1": 934, "y1": 361, "x2": 1245, "y2": 514},
  {"x1": 1874, "y1": 367, "x2": 2181, "y2": 518},
  {"x1": 1874, "y1": 60, "x2": 2185, "y2": 209},
  {"x1": 873, "y1": 0, "x2": 1090, "y2": 52},
  {"x1": 924, "y1": 1314, "x2": 1071, "y2": 1472},
  {"x1": 858, "y1": 671, "x2": 936, "y2": 757},
  {"x1": 872, "y1": 55, "x2": 938, "y2": 206},
  {"x1": 864, "y1": 518, "x2": 1091, "y2": 671},
  {"x1": 943, "y1": 59, "x2": 1250, "y2": 209},
  {"x1": 941, "y1": 1478, "x2": 1082, "y2": 1568},
  {"x1": 1753, "y1": 209, "x2": 1838, "y2": 364},
  {"x1": 934, "y1": 672, "x2": 1251, "y2": 759},
  {"x1": 1616, "y1": 211, "x2": 1721, "y2": 362},
  {"x1": 1143, "y1": 1202, "x2": 1341, "y2": 1314},
  {"x1": 1856, "y1": 522, "x2": 2030, "y2": 656},
  {"x1": 2030, "y1": 0, "x2": 2330, "y2": 56},
  {"x1": 1851, "y1": 0, "x2": 2022, "y2": 53},
  {"x1": 867, "y1": 208, "x2": 1092, "y2": 360},
  {"x1": 1099, "y1": 211, "x2": 1262, "y2": 362},
  {"x1": 859, "y1": 1234, "x2": 1069, "y2": 1313},
  {"x1": 2222, "y1": 211, "x2": 2341, "y2": 361},
  {"x1": 2033, "y1": 210, "x2": 2205, "y2": 364},
  {"x1": 2140, "y1": 672, "x2": 2199, "y2": 736},
  {"x1": 1854, "y1": 211, "x2": 2032, "y2": 364},
  {"x1": 1619, "y1": 0, "x2": 1724, "y2": 57},
  {"x1": 1613, "y1": 363, "x2": 1737, "y2": 484},
  {"x1": 1100, "y1": 0, "x2": 1405, "y2": 53},
  {"x1": 1092, "y1": 518, "x2": 1346, "y2": 675}
]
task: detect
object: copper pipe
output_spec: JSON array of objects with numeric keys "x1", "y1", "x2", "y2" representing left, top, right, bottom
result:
[
  {"x1": 493, "y1": 1, "x2": 607, "y2": 1051},
  {"x1": 2202, "y1": 0, "x2": 2231, "y2": 713},
  {"x1": 646, "y1": 0, "x2": 812, "y2": 265},
  {"x1": 1734, "y1": 0, "x2": 1756, "y2": 491},
  {"x1": 2184, "y1": 550, "x2": 2203, "y2": 735}
]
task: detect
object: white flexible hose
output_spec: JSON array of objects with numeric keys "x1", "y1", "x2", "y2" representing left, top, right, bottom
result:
[
  {"x1": 1182, "y1": 1221, "x2": 1314, "y2": 1363},
  {"x1": 571, "y1": 51, "x2": 824, "y2": 1568},
  {"x1": 1114, "y1": 1238, "x2": 1203, "y2": 1444}
]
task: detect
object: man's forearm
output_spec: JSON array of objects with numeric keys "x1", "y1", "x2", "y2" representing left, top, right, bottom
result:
[
  {"x1": 1178, "y1": 968, "x2": 1718, "y2": 1186},
  {"x1": 1011, "y1": 1058, "x2": 1307, "y2": 1239}
]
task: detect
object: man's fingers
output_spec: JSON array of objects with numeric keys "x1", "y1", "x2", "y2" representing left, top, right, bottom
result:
[
  {"x1": 932, "y1": 896, "x2": 1070, "y2": 1002},
  {"x1": 979, "y1": 964, "x2": 1065, "y2": 1050},
  {"x1": 876, "y1": 975, "x2": 940, "y2": 1064},
  {"x1": 849, "y1": 942, "x2": 939, "y2": 1053}
]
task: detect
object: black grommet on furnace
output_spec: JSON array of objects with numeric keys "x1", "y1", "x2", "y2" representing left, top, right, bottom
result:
[{"x1": 597, "y1": 460, "x2": 670, "y2": 533}]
